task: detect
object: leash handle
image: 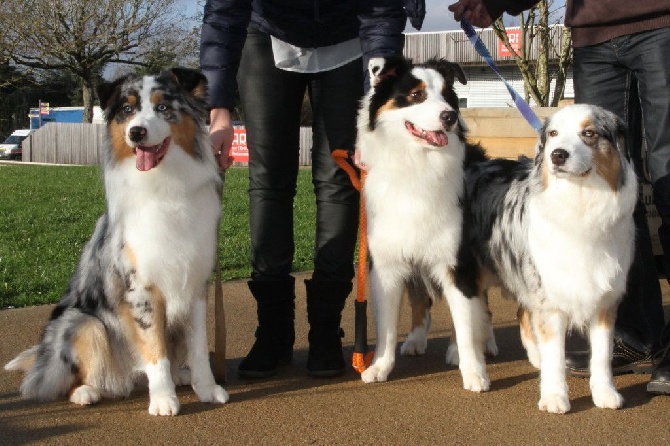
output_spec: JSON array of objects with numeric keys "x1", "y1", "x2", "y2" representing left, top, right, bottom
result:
[
  {"x1": 460, "y1": 19, "x2": 543, "y2": 134},
  {"x1": 332, "y1": 149, "x2": 373, "y2": 373}
]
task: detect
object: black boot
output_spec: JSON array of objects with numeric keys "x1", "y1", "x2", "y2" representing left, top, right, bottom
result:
[
  {"x1": 305, "y1": 279, "x2": 351, "y2": 377},
  {"x1": 238, "y1": 278, "x2": 295, "y2": 379}
]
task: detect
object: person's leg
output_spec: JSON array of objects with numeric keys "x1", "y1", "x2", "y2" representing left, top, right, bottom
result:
[
  {"x1": 304, "y1": 58, "x2": 363, "y2": 376},
  {"x1": 625, "y1": 26, "x2": 670, "y2": 393},
  {"x1": 565, "y1": 40, "x2": 661, "y2": 375},
  {"x1": 236, "y1": 28, "x2": 306, "y2": 378}
]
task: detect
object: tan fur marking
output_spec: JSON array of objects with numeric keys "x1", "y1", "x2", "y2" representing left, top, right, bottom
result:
[
  {"x1": 119, "y1": 286, "x2": 168, "y2": 365},
  {"x1": 536, "y1": 315, "x2": 554, "y2": 343},
  {"x1": 171, "y1": 115, "x2": 197, "y2": 156},
  {"x1": 140, "y1": 286, "x2": 168, "y2": 364},
  {"x1": 596, "y1": 306, "x2": 616, "y2": 329},
  {"x1": 593, "y1": 140, "x2": 621, "y2": 192},
  {"x1": 540, "y1": 154, "x2": 550, "y2": 190},
  {"x1": 110, "y1": 120, "x2": 134, "y2": 162},
  {"x1": 191, "y1": 80, "x2": 207, "y2": 99},
  {"x1": 517, "y1": 306, "x2": 533, "y2": 343},
  {"x1": 410, "y1": 297, "x2": 431, "y2": 330},
  {"x1": 375, "y1": 97, "x2": 399, "y2": 120},
  {"x1": 70, "y1": 317, "x2": 112, "y2": 388},
  {"x1": 124, "y1": 244, "x2": 138, "y2": 270},
  {"x1": 151, "y1": 92, "x2": 163, "y2": 107}
]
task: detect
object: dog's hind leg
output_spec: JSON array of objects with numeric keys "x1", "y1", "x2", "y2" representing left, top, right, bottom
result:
[
  {"x1": 400, "y1": 288, "x2": 432, "y2": 356},
  {"x1": 361, "y1": 266, "x2": 404, "y2": 383},
  {"x1": 444, "y1": 284, "x2": 490, "y2": 392},
  {"x1": 187, "y1": 294, "x2": 228, "y2": 404},
  {"x1": 532, "y1": 309, "x2": 570, "y2": 413},
  {"x1": 588, "y1": 303, "x2": 624, "y2": 410}
]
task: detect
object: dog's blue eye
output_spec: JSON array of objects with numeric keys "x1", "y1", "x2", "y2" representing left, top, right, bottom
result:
[
  {"x1": 582, "y1": 130, "x2": 596, "y2": 137},
  {"x1": 123, "y1": 105, "x2": 134, "y2": 114},
  {"x1": 157, "y1": 104, "x2": 168, "y2": 112}
]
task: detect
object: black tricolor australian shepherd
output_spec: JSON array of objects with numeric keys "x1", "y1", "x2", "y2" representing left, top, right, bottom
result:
[
  {"x1": 356, "y1": 56, "x2": 493, "y2": 392},
  {"x1": 357, "y1": 56, "x2": 637, "y2": 413},
  {"x1": 4, "y1": 68, "x2": 229, "y2": 416}
]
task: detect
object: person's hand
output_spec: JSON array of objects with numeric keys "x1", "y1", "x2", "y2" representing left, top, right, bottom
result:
[
  {"x1": 448, "y1": 0, "x2": 493, "y2": 28},
  {"x1": 209, "y1": 108, "x2": 235, "y2": 171}
]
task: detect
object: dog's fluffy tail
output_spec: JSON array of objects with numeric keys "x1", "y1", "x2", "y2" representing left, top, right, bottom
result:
[{"x1": 4, "y1": 345, "x2": 39, "y2": 372}]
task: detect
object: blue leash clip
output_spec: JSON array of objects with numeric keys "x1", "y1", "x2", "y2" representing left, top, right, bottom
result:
[{"x1": 460, "y1": 19, "x2": 544, "y2": 134}]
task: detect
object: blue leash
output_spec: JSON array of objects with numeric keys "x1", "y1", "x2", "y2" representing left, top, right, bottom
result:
[{"x1": 460, "y1": 19, "x2": 543, "y2": 134}]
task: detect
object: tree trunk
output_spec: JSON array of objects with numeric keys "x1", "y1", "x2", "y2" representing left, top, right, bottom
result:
[{"x1": 82, "y1": 80, "x2": 95, "y2": 123}]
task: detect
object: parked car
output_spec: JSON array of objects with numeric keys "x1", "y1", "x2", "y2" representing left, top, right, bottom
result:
[{"x1": 0, "y1": 129, "x2": 35, "y2": 161}]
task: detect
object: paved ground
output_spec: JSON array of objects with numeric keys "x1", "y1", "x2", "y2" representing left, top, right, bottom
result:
[{"x1": 2, "y1": 271, "x2": 669, "y2": 445}]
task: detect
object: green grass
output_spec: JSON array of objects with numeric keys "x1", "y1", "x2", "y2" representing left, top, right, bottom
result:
[{"x1": 0, "y1": 165, "x2": 317, "y2": 308}]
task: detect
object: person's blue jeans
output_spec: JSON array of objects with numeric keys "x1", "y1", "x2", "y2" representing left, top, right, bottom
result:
[
  {"x1": 573, "y1": 27, "x2": 670, "y2": 350},
  {"x1": 237, "y1": 28, "x2": 362, "y2": 284}
]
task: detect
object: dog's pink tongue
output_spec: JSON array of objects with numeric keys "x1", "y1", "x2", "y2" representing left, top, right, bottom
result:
[
  {"x1": 426, "y1": 131, "x2": 448, "y2": 147},
  {"x1": 136, "y1": 146, "x2": 159, "y2": 171}
]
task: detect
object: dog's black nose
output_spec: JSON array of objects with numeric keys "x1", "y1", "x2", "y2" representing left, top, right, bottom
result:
[
  {"x1": 440, "y1": 110, "x2": 458, "y2": 127},
  {"x1": 550, "y1": 148, "x2": 569, "y2": 166},
  {"x1": 128, "y1": 126, "x2": 147, "y2": 143}
]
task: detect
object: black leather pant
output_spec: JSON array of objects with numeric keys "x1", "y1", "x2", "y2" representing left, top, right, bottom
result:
[
  {"x1": 237, "y1": 28, "x2": 361, "y2": 283},
  {"x1": 574, "y1": 27, "x2": 670, "y2": 350}
]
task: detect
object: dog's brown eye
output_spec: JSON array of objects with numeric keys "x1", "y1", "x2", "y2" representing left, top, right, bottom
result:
[
  {"x1": 548, "y1": 130, "x2": 558, "y2": 137},
  {"x1": 409, "y1": 90, "x2": 426, "y2": 102}
]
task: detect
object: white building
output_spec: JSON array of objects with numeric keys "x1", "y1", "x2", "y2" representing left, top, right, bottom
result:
[{"x1": 403, "y1": 25, "x2": 573, "y2": 108}]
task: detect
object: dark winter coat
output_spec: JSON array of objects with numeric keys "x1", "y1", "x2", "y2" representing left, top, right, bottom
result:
[{"x1": 200, "y1": 0, "x2": 418, "y2": 109}]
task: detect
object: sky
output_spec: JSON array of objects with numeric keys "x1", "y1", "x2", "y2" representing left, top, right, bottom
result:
[
  {"x1": 180, "y1": 0, "x2": 566, "y2": 34},
  {"x1": 411, "y1": 0, "x2": 461, "y2": 33}
]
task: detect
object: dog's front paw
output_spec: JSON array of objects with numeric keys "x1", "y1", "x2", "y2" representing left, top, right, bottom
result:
[
  {"x1": 361, "y1": 362, "x2": 393, "y2": 383},
  {"x1": 538, "y1": 393, "x2": 570, "y2": 414},
  {"x1": 591, "y1": 385, "x2": 624, "y2": 410},
  {"x1": 149, "y1": 393, "x2": 180, "y2": 416},
  {"x1": 400, "y1": 334, "x2": 427, "y2": 356},
  {"x1": 69, "y1": 385, "x2": 101, "y2": 406},
  {"x1": 194, "y1": 384, "x2": 229, "y2": 404},
  {"x1": 461, "y1": 371, "x2": 490, "y2": 393}
]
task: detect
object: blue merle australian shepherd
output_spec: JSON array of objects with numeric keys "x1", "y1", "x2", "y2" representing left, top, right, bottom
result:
[{"x1": 5, "y1": 68, "x2": 229, "y2": 416}]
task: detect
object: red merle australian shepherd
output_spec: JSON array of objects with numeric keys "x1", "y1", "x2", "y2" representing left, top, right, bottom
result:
[{"x1": 356, "y1": 56, "x2": 637, "y2": 414}]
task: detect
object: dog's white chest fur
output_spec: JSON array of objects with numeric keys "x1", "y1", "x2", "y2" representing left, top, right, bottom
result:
[
  {"x1": 106, "y1": 147, "x2": 220, "y2": 319},
  {"x1": 364, "y1": 146, "x2": 464, "y2": 267},
  {"x1": 525, "y1": 170, "x2": 637, "y2": 324}
]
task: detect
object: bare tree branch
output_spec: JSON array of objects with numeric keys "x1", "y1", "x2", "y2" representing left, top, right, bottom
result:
[{"x1": 1, "y1": 0, "x2": 185, "y2": 121}]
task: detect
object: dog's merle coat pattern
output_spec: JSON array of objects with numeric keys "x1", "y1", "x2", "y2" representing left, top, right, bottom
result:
[
  {"x1": 5, "y1": 68, "x2": 228, "y2": 416},
  {"x1": 461, "y1": 104, "x2": 637, "y2": 413}
]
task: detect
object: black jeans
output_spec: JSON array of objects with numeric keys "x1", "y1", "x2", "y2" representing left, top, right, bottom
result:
[
  {"x1": 573, "y1": 27, "x2": 670, "y2": 350},
  {"x1": 238, "y1": 28, "x2": 361, "y2": 283}
]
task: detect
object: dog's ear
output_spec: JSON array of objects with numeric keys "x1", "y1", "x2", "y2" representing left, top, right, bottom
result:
[
  {"x1": 96, "y1": 76, "x2": 128, "y2": 111},
  {"x1": 368, "y1": 55, "x2": 409, "y2": 88},
  {"x1": 439, "y1": 60, "x2": 467, "y2": 86},
  {"x1": 168, "y1": 67, "x2": 208, "y2": 100}
]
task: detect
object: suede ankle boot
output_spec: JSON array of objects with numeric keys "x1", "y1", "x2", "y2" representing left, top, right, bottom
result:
[
  {"x1": 238, "y1": 278, "x2": 295, "y2": 379},
  {"x1": 305, "y1": 279, "x2": 352, "y2": 377}
]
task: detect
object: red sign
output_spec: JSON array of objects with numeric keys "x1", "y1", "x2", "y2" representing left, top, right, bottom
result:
[
  {"x1": 231, "y1": 127, "x2": 248, "y2": 162},
  {"x1": 498, "y1": 29, "x2": 521, "y2": 57}
]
